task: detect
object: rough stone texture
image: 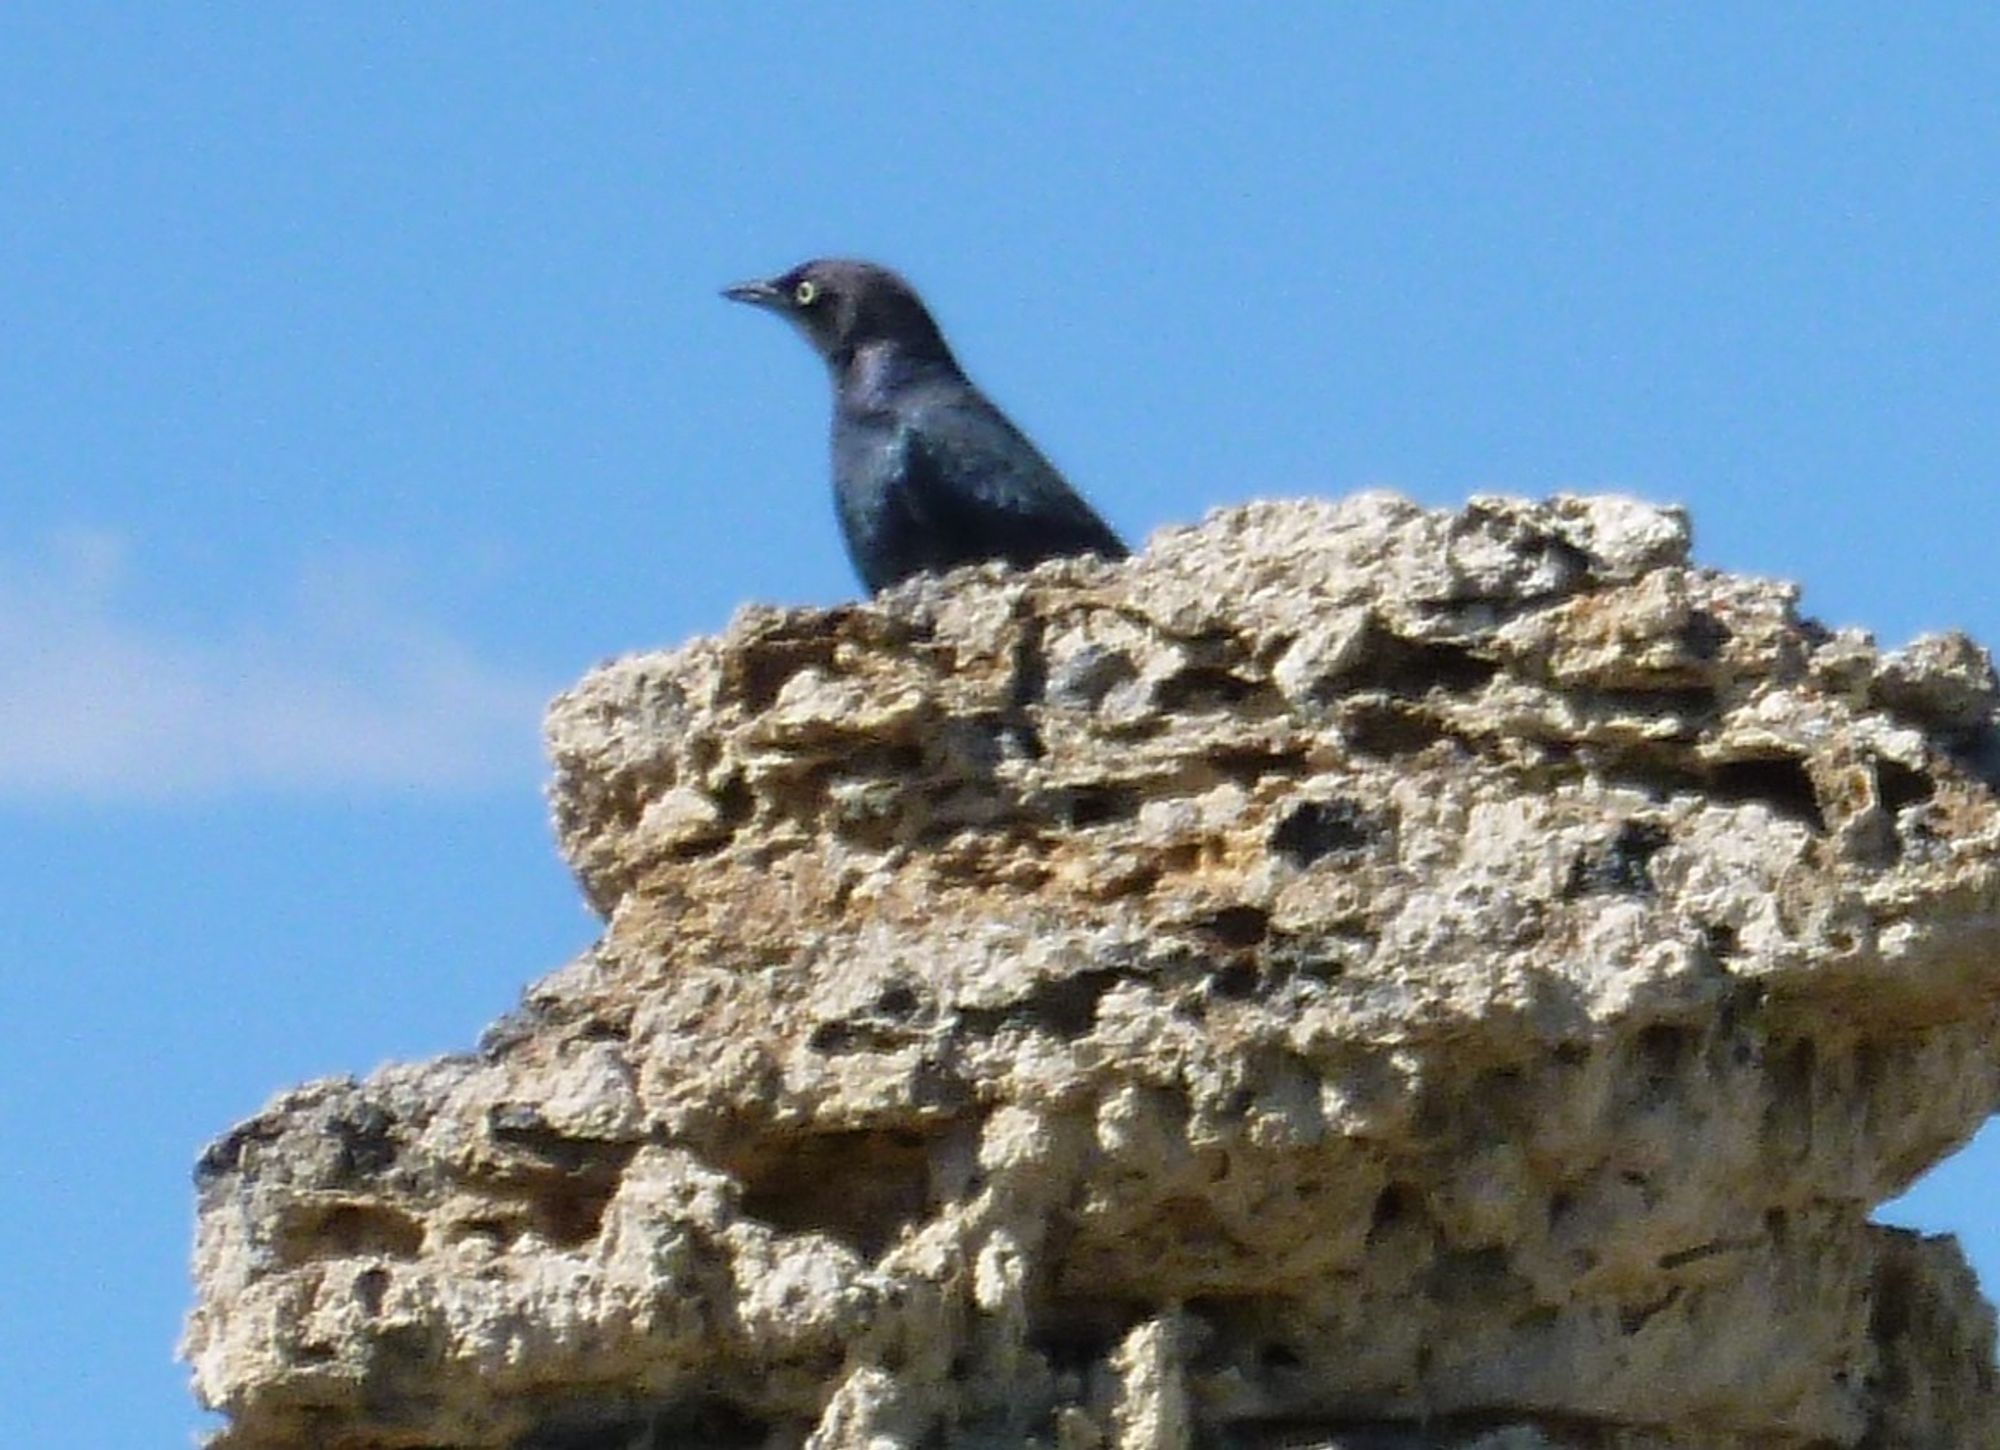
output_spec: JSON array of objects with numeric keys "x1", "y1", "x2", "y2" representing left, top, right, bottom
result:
[{"x1": 186, "y1": 495, "x2": 2000, "y2": 1449}]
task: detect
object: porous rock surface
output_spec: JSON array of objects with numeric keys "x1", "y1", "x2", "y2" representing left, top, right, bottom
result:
[{"x1": 186, "y1": 495, "x2": 2000, "y2": 1448}]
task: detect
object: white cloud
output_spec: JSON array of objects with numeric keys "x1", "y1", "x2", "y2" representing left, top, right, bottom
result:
[{"x1": 0, "y1": 533, "x2": 555, "y2": 802}]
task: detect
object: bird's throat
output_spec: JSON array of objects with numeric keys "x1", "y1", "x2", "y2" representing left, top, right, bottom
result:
[{"x1": 840, "y1": 341, "x2": 958, "y2": 415}]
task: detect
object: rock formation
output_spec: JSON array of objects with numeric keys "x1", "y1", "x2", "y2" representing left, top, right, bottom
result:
[{"x1": 185, "y1": 495, "x2": 2000, "y2": 1448}]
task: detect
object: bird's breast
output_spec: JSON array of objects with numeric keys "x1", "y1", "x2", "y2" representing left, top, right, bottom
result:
[{"x1": 830, "y1": 415, "x2": 904, "y2": 508}]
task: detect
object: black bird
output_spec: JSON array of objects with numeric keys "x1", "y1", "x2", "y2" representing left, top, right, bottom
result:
[{"x1": 723, "y1": 259, "x2": 1129, "y2": 593}]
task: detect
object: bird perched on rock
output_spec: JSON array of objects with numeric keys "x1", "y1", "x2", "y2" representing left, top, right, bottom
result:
[{"x1": 723, "y1": 259, "x2": 1129, "y2": 593}]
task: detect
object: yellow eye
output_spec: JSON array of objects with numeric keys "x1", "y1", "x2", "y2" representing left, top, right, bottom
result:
[{"x1": 793, "y1": 278, "x2": 819, "y2": 306}]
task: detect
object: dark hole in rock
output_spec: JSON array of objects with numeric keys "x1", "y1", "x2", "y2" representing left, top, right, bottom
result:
[
  {"x1": 330, "y1": 1103, "x2": 400, "y2": 1181},
  {"x1": 1258, "y1": 1342, "x2": 1303, "y2": 1373},
  {"x1": 537, "y1": 1180, "x2": 618, "y2": 1247},
  {"x1": 911, "y1": 1059, "x2": 972, "y2": 1115},
  {"x1": 1369, "y1": 1183, "x2": 1415, "y2": 1236},
  {"x1": 1344, "y1": 637, "x2": 1501, "y2": 696},
  {"x1": 1031, "y1": 1297, "x2": 1149, "y2": 1373},
  {"x1": 961, "y1": 968, "x2": 1124, "y2": 1040},
  {"x1": 665, "y1": 833, "x2": 730, "y2": 863},
  {"x1": 807, "y1": 1020, "x2": 861, "y2": 1054},
  {"x1": 1709, "y1": 756, "x2": 1825, "y2": 832},
  {"x1": 1760, "y1": 1032, "x2": 1824, "y2": 1160},
  {"x1": 1683, "y1": 610, "x2": 1731, "y2": 660},
  {"x1": 1619, "y1": 1287, "x2": 1682, "y2": 1335},
  {"x1": 1769, "y1": 1038, "x2": 1818, "y2": 1124},
  {"x1": 1048, "y1": 783, "x2": 1139, "y2": 829},
  {"x1": 1877, "y1": 758, "x2": 1935, "y2": 812},
  {"x1": 809, "y1": 980, "x2": 941, "y2": 1055},
  {"x1": 1209, "y1": 743, "x2": 1310, "y2": 786},
  {"x1": 450, "y1": 1217, "x2": 516, "y2": 1250},
  {"x1": 516, "y1": 1397, "x2": 771, "y2": 1450},
  {"x1": 712, "y1": 772, "x2": 754, "y2": 826},
  {"x1": 1210, "y1": 962, "x2": 1261, "y2": 1000},
  {"x1": 666, "y1": 775, "x2": 757, "y2": 862},
  {"x1": 1539, "y1": 738, "x2": 1581, "y2": 767},
  {"x1": 475, "y1": 1114, "x2": 636, "y2": 1248},
  {"x1": 1340, "y1": 701, "x2": 1449, "y2": 757},
  {"x1": 822, "y1": 1018, "x2": 943, "y2": 1061},
  {"x1": 1603, "y1": 755, "x2": 1825, "y2": 833},
  {"x1": 1002, "y1": 715, "x2": 1046, "y2": 762},
  {"x1": 279, "y1": 1201, "x2": 425, "y2": 1263},
  {"x1": 1469, "y1": 1068, "x2": 1530, "y2": 1134},
  {"x1": 1588, "y1": 685, "x2": 1718, "y2": 723},
  {"x1": 849, "y1": 742, "x2": 928, "y2": 780},
  {"x1": 1212, "y1": 1412, "x2": 1557, "y2": 1447},
  {"x1": 1185, "y1": 1292, "x2": 1280, "y2": 1336},
  {"x1": 731, "y1": 636, "x2": 837, "y2": 713},
  {"x1": 359, "y1": 1323, "x2": 444, "y2": 1424},
  {"x1": 489, "y1": 1102, "x2": 551, "y2": 1138},
  {"x1": 488, "y1": 1107, "x2": 640, "y2": 1178},
  {"x1": 1702, "y1": 922, "x2": 1741, "y2": 961},
  {"x1": 1032, "y1": 1325, "x2": 1105, "y2": 1376},
  {"x1": 925, "y1": 711, "x2": 1040, "y2": 775},
  {"x1": 1563, "y1": 819, "x2": 1671, "y2": 898},
  {"x1": 1854, "y1": 1042, "x2": 1885, "y2": 1093},
  {"x1": 1423, "y1": 1246, "x2": 1530, "y2": 1306},
  {"x1": 1271, "y1": 797, "x2": 1387, "y2": 867},
  {"x1": 1095, "y1": 859, "x2": 1163, "y2": 901},
  {"x1": 1156, "y1": 666, "x2": 1260, "y2": 711},
  {"x1": 1941, "y1": 724, "x2": 2000, "y2": 794},
  {"x1": 1137, "y1": 1198, "x2": 1248, "y2": 1262},
  {"x1": 732, "y1": 1127, "x2": 941, "y2": 1260},
  {"x1": 1273, "y1": 938, "x2": 1358, "y2": 982},
  {"x1": 1008, "y1": 618, "x2": 1049, "y2": 711},
  {"x1": 355, "y1": 1266, "x2": 390, "y2": 1316},
  {"x1": 1193, "y1": 904, "x2": 1272, "y2": 949},
  {"x1": 1541, "y1": 533, "x2": 1596, "y2": 583}
]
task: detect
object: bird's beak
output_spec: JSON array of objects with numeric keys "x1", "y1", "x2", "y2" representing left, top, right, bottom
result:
[{"x1": 721, "y1": 278, "x2": 786, "y2": 308}]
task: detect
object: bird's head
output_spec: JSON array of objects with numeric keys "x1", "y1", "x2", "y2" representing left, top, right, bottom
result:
[{"x1": 723, "y1": 259, "x2": 955, "y2": 371}]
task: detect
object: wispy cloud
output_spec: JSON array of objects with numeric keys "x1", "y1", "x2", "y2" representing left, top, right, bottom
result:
[{"x1": 0, "y1": 534, "x2": 555, "y2": 802}]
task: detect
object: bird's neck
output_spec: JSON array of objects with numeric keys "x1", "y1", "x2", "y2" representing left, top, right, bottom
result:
[{"x1": 835, "y1": 339, "x2": 962, "y2": 414}]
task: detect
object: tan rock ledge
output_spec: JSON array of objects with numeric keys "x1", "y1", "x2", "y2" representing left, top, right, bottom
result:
[{"x1": 186, "y1": 495, "x2": 2000, "y2": 1449}]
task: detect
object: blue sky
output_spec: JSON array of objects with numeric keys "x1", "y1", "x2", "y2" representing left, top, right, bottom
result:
[{"x1": 3, "y1": 8, "x2": 1997, "y2": 1442}]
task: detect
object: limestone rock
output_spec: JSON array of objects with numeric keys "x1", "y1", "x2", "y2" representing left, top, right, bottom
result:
[{"x1": 185, "y1": 496, "x2": 2000, "y2": 1449}]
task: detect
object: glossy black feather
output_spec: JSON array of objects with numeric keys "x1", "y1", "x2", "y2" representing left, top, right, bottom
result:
[{"x1": 725, "y1": 259, "x2": 1129, "y2": 593}]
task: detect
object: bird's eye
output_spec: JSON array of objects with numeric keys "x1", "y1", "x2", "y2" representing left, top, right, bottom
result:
[{"x1": 793, "y1": 279, "x2": 820, "y2": 306}]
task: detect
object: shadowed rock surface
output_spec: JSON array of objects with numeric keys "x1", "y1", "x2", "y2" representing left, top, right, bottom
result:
[{"x1": 186, "y1": 495, "x2": 2000, "y2": 1448}]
